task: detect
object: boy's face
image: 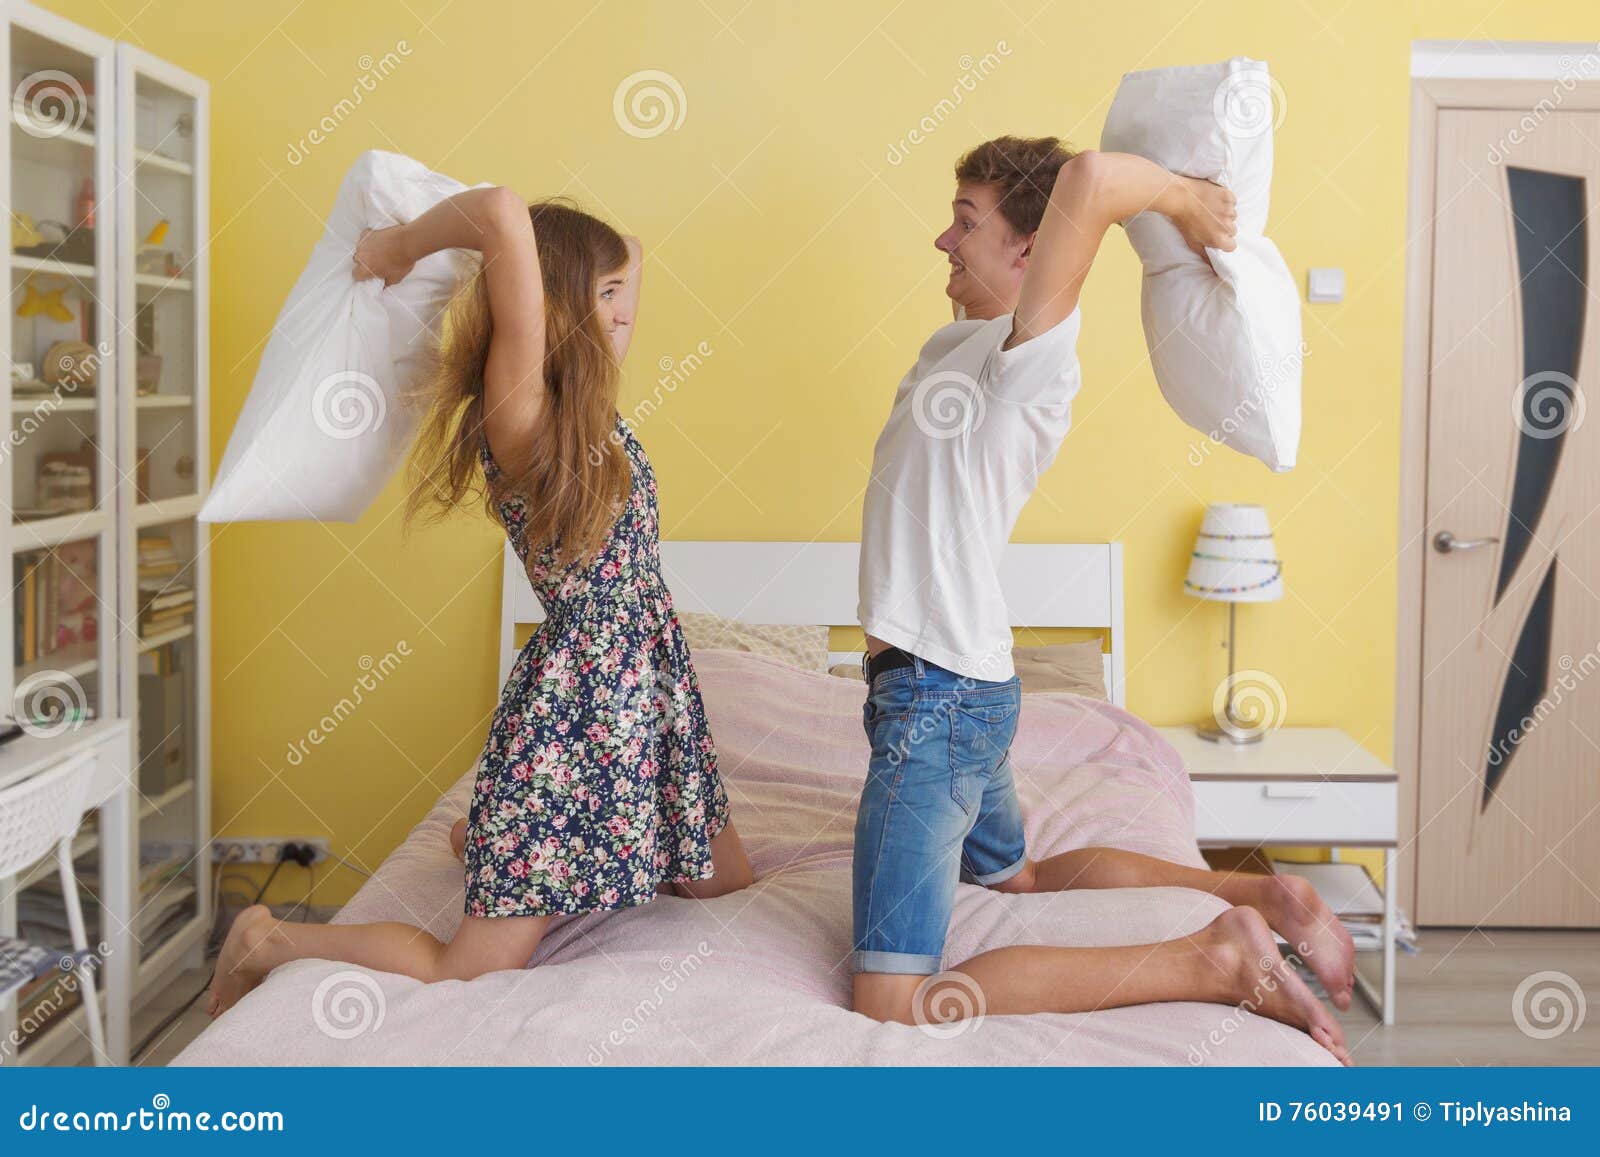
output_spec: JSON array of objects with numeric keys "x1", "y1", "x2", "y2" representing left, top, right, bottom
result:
[{"x1": 933, "y1": 181, "x2": 1031, "y2": 319}]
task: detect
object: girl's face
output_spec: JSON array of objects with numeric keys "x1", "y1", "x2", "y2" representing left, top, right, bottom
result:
[{"x1": 595, "y1": 267, "x2": 631, "y2": 336}]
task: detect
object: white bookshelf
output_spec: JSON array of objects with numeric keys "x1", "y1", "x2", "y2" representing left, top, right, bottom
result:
[{"x1": 0, "y1": 1, "x2": 209, "y2": 1065}]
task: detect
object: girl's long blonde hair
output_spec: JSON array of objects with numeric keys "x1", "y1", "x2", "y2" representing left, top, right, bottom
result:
[{"x1": 404, "y1": 199, "x2": 631, "y2": 562}]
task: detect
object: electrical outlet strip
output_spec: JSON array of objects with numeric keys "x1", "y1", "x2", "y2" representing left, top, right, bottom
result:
[{"x1": 212, "y1": 837, "x2": 331, "y2": 865}]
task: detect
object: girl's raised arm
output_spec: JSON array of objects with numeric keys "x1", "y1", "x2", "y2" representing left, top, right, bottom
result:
[{"x1": 355, "y1": 186, "x2": 545, "y2": 464}]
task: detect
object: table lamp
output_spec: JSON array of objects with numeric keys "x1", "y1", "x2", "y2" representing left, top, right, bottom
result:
[{"x1": 1184, "y1": 503, "x2": 1283, "y2": 743}]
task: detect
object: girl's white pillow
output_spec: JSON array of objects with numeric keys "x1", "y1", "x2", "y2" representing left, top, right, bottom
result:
[
  {"x1": 1101, "y1": 58, "x2": 1301, "y2": 472},
  {"x1": 200, "y1": 151, "x2": 484, "y2": 522}
]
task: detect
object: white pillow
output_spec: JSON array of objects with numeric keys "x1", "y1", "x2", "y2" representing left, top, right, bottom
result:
[
  {"x1": 1100, "y1": 58, "x2": 1301, "y2": 472},
  {"x1": 200, "y1": 151, "x2": 486, "y2": 522}
]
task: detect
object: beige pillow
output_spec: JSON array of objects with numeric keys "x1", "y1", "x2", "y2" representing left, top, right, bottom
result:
[
  {"x1": 677, "y1": 611, "x2": 829, "y2": 672},
  {"x1": 1013, "y1": 641, "x2": 1108, "y2": 699},
  {"x1": 829, "y1": 644, "x2": 1107, "y2": 699}
]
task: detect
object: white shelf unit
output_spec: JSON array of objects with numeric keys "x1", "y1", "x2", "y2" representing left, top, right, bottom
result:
[
  {"x1": 114, "y1": 40, "x2": 212, "y2": 1043},
  {"x1": 0, "y1": 1, "x2": 209, "y2": 1066}
]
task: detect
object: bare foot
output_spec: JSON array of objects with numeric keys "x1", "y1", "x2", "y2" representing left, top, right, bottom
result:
[
  {"x1": 206, "y1": 904, "x2": 275, "y2": 1018},
  {"x1": 449, "y1": 818, "x2": 468, "y2": 863},
  {"x1": 1204, "y1": 906, "x2": 1351, "y2": 1065},
  {"x1": 1251, "y1": 873, "x2": 1356, "y2": 1011}
]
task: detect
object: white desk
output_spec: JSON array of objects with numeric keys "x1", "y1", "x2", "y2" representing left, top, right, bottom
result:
[
  {"x1": 1, "y1": 719, "x2": 135, "y2": 1065},
  {"x1": 1158, "y1": 726, "x2": 1399, "y2": 1026}
]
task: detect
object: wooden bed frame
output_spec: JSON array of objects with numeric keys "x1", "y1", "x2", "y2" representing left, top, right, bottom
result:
[{"x1": 500, "y1": 541, "x2": 1126, "y2": 706}]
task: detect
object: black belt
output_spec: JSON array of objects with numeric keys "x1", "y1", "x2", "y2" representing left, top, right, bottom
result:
[{"x1": 863, "y1": 646, "x2": 916, "y2": 683}]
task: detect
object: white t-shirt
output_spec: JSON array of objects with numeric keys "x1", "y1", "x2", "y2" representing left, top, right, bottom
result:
[{"x1": 858, "y1": 309, "x2": 1083, "y2": 681}]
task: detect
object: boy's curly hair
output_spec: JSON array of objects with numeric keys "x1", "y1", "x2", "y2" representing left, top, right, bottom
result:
[{"x1": 954, "y1": 135, "x2": 1077, "y2": 236}]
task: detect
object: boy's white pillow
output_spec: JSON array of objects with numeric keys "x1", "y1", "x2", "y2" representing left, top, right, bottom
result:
[
  {"x1": 1100, "y1": 57, "x2": 1301, "y2": 472},
  {"x1": 200, "y1": 151, "x2": 485, "y2": 522}
]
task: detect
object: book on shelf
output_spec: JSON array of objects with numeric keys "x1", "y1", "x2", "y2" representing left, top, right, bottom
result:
[
  {"x1": 138, "y1": 572, "x2": 194, "y2": 638},
  {"x1": 13, "y1": 543, "x2": 99, "y2": 668},
  {"x1": 140, "y1": 612, "x2": 193, "y2": 639},
  {"x1": 10, "y1": 974, "x2": 85, "y2": 1045},
  {"x1": 21, "y1": 556, "x2": 37, "y2": 663},
  {"x1": 138, "y1": 534, "x2": 176, "y2": 561},
  {"x1": 140, "y1": 639, "x2": 187, "y2": 676},
  {"x1": 17, "y1": 895, "x2": 98, "y2": 943},
  {"x1": 141, "y1": 585, "x2": 194, "y2": 613},
  {"x1": 28, "y1": 841, "x2": 187, "y2": 897}
]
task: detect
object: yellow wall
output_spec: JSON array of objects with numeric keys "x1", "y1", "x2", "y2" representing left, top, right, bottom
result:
[{"x1": 43, "y1": 0, "x2": 1596, "y2": 904}]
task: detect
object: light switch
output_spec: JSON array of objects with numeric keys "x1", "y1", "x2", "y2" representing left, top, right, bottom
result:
[{"x1": 1307, "y1": 267, "x2": 1344, "y2": 303}]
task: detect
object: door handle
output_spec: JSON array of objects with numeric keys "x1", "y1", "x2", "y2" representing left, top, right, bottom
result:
[
  {"x1": 1263, "y1": 785, "x2": 1319, "y2": 800},
  {"x1": 1434, "y1": 531, "x2": 1500, "y2": 554}
]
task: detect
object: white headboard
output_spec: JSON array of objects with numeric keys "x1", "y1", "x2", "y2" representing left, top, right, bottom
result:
[{"x1": 500, "y1": 541, "x2": 1126, "y2": 706}]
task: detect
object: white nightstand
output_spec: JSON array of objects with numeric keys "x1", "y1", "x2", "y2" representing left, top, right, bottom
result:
[{"x1": 1156, "y1": 726, "x2": 1399, "y2": 1026}]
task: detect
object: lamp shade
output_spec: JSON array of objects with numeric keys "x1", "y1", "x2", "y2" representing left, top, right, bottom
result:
[{"x1": 1184, "y1": 503, "x2": 1283, "y2": 603}]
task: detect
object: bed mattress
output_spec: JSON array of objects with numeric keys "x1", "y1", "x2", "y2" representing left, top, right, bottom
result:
[{"x1": 176, "y1": 650, "x2": 1333, "y2": 1066}]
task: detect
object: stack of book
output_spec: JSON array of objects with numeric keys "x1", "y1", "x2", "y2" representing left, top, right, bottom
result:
[
  {"x1": 25, "y1": 842, "x2": 191, "y2": 945},
  {"x1": 14, "y1": 541, "x2": 98, "y2": 667},
  {"x1": 138, "y1": 535, "x2": 193, "y2": 639}
]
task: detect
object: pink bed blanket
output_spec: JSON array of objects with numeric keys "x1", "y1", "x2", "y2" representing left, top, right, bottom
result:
[{"x1": 176, "y1": 650, "x2": 1333, "y2": 1066}]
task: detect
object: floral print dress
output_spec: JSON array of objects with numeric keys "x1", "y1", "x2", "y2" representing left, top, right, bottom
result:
[{"x1": 466, "y1": 416, "x2": 731, "y2": 918}]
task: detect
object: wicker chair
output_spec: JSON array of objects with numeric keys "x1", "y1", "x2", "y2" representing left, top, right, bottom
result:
[{"x1": 0, "y1": 751, "x2": 107, "y2": 1065}]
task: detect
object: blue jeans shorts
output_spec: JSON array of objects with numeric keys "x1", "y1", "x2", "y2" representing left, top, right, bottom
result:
[{"x1": 851, "y1": 655, "x2": 1027, "y2": 975}]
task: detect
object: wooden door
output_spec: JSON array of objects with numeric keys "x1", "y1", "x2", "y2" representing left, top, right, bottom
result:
[{"x1": 1417, "y1": 109, "x2": 1600, "y2": 925}]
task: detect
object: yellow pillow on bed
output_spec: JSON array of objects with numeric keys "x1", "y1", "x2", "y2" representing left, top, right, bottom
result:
[
  {"x1": 1013, "y1": 641, "x2": 1107, "y2": 699},
  {"x1": 677, "y1": 611, "x2": 830, "y2": 672}
]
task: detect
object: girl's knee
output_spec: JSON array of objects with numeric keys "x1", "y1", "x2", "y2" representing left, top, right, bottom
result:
[{"x1": 987, "y1": 859, "x2": 1037, "y2": 894}]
